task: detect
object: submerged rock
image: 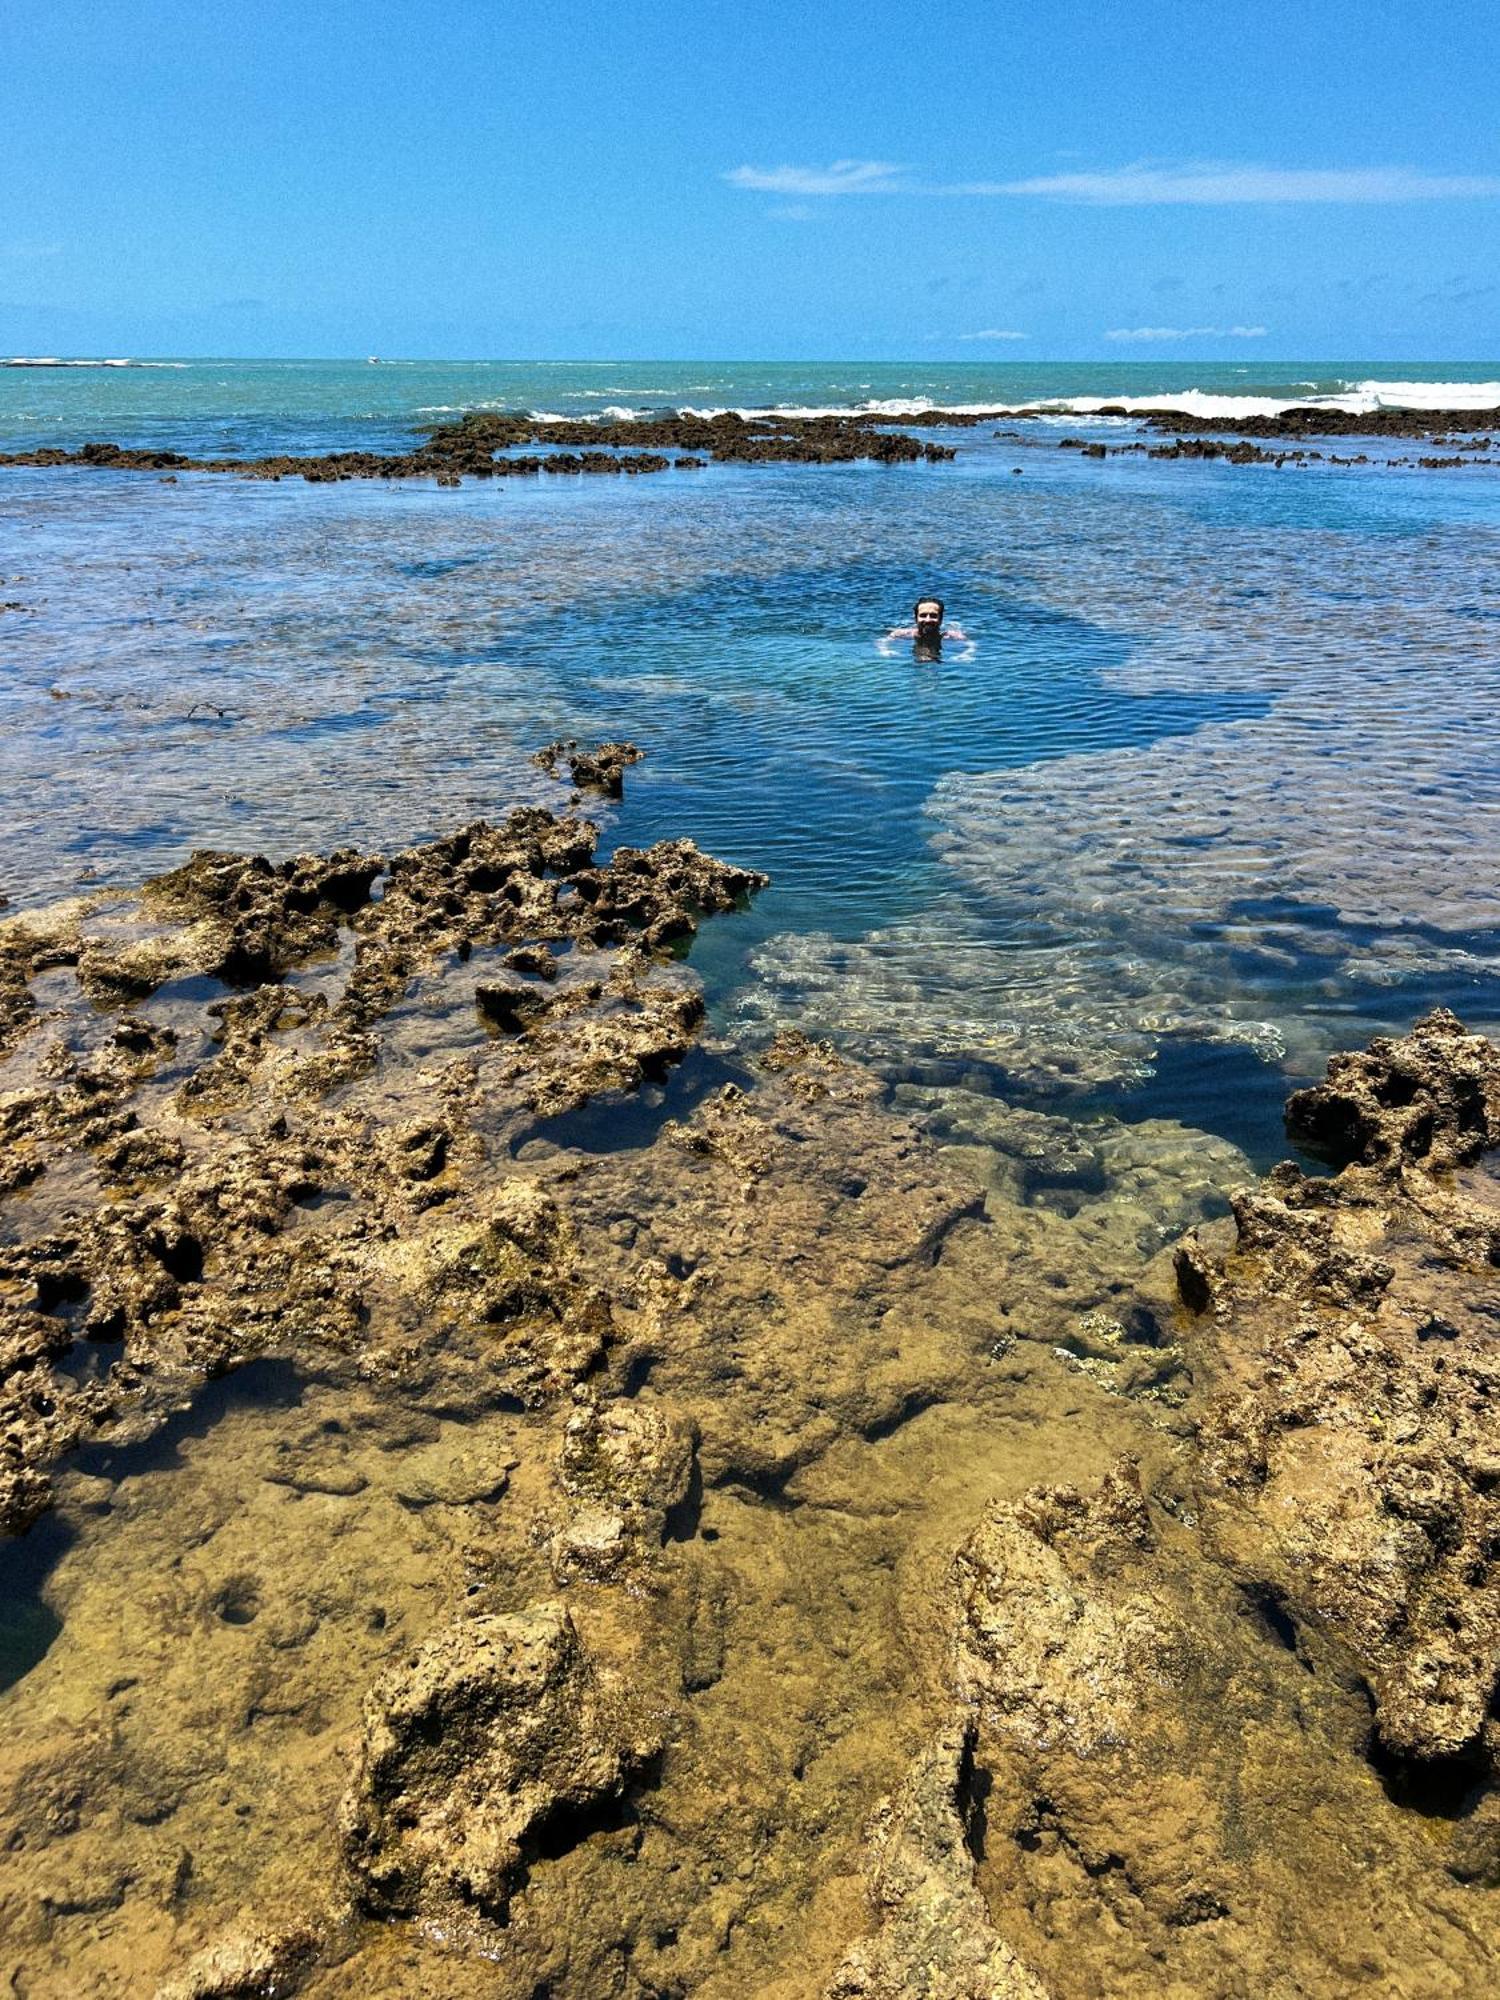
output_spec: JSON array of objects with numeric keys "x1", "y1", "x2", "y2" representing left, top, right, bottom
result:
[
  {"x1": 912, "y1": 1461, "x2": 1497, "y2": 1996},
  {"x1": 340, "y1": 1602, "x2": 650, "y2": 1925},
  {"x1": 827, "y1": 1726, "x2": 1047, "y2": 2000},
  {"x1": 153, "y1": 1923, "x2": 318, "y2": 1999},
  {"x1": 551, "y1": 1393, "x2": 696, "y2": 1579}
]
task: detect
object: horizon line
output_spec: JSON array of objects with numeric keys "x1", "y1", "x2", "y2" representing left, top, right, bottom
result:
[{"x1": 6, "y1": 352, "x2": 1500, "y2": 367}]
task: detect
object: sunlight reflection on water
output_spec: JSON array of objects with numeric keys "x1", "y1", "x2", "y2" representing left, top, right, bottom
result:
[{"x1": 4, "y1": 433, "x2": 1500, "y2": 1152}]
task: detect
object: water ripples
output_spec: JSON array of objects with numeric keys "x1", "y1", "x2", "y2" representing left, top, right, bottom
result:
[{"x1": 4, "y1": 435, "x2": 1500, "y2": 1149}]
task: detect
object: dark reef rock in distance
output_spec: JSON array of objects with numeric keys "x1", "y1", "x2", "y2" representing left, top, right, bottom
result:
[
  {"x1": 5, "y1": 402, "x2": 1490, "y2": 489},
  {"x1": 0, "y1": 411, "x2": 956, "y2": 483},
  {"x1": 1136, "y1": 403, "x2": 1500, "y2": 440}
]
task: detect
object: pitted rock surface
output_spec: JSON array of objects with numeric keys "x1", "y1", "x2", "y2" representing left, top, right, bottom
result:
[
  {"x1": 1285, "y1": 1006, "x2": 1500, "y2": 1171},
  {"x1": 0, "y1": 806, "x2": 765, "y2": 1528},
  {"x1": 533, "y1": 739, "x2": 645, "y2": 799},
  {"x1": 340, "y1": 1602, "x2": 648, "y2": 1924},
  {"x1": 1178, "y1": 1014, "x2": 1500, "y2": 1770},
  {"x1": 827, "y1": 1727, "x2": 1048, "y2": 2000}
]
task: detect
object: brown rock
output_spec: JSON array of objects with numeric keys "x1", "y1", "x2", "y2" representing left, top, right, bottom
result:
[
  {"x1": 828, "y1": 1726, "x2": 1049, "y2": 2000},
  {"x1": 339, "y1": 1602, "x2": 650, "y2": 1924},
  {"x1": 1285, "y1": 1006, "x2": 1500, "y2": 1170},
  {"x1": 153, "y1": 1923, "x2": 318, "y2": 1999}
]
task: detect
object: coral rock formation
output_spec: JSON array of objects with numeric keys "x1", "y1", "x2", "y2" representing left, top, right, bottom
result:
[
  {"x1": 1284, "y1": 1005, "x2": 1500, "y2": 1171},
  {"x1": 1180, "y1": 1010, "x2": 1500, "y2": 1774},
  {"x1": 533, "y1": 738, "x2": 645, "y2": 799},
  {"x1": 4, "y1": 739, "x2": 1499, "y2": 2000},
  {"x1": 827, "y1": 1727, "x2": 1047, "y2": 2000},
  {"x1": 0, "y1": 805, "x2": 766, "y2": 1530},
  {"x1": 340, "y1": 1602, "x2": 648, "y2": 1925}
]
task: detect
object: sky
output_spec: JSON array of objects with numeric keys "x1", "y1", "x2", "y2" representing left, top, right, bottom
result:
[{"x1": 2, "y1": 0, "x2": 1498, "y2": 360}]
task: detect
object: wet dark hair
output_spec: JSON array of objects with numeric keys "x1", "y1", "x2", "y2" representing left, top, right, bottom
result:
[{"x1": 914, "y1": 598, "x2": 944, "y2": 621}]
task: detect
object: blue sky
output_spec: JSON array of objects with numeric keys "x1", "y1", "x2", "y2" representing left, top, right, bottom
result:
[{"x1": 3, "y1": 0, "x2": 1497, "y2": 359}]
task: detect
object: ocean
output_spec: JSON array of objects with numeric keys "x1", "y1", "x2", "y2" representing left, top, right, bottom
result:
[
  {"x1": 3, "y1": 357, "x2": 1500, "y2": 1158},
  {"x1": 4, "y1": 355, "x2": 1500, "y2": 454}
]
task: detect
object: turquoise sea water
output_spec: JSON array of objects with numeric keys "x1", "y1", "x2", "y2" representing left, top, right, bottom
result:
[
  {"x1": 3, "y1": 356, "x2": 1500, "y2": 454},
  {"x1": 3, "y1": 359, "x2": 1500, "y2": 1159}
]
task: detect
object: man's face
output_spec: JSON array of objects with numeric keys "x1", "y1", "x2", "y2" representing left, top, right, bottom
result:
[{"x1": 915, "y1": 601, "x2": 943, "y2": 637}]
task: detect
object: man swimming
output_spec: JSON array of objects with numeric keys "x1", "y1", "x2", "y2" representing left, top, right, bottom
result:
[{"x1": 879, "y1": 597, "x2": 973, "y2": 661}]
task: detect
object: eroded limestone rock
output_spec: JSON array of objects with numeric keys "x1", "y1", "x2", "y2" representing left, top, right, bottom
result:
[
  {"x1": 1179, "y1": 1012, "x2": 1500, "y2": 1770},
  {"x1": 551, "y1": 1394, "x2": 696, "y2": 1580},
  {"x1": 532, "y1": 739, "x2": 645, "y2": 799},
  {"x1": 340, "y1": 1602, "x2": 649, "y2": 1924},
  {"x1": 153, "y1": 1922, "x2": 318, "y2": 1999},
  {"x1": 1285, "y1": 1005, "x2": 1500, "y2": 1171},
  {"x1": 0, "y1": 802, "x2": 765, "y2": 1527},
  {"x1": 936, "y1": 1464, "x2": 1497, "y2": 1997},
  {"x1": 827, "y1": 1727, "x2": 1048, "y2": 2000}
]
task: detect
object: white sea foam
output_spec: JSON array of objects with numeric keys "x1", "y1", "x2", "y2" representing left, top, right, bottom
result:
[
  {"x1": 1, "y1": 356, "x2": 186, "y2": 369},
  {"x1": 581, "y1": 386, "x2": 721, "y2": 397},
  {"x1": 416, "y1": 380, "x2": 1500, "y2": 429},
  {"x1": 550, "y1": 383, "x2": 1500, "y2": 424},
  {"x1": 414, "y1": 400, "x2": 523, "y2": 414},
  {"x1": 1045, "y1": 382, "x2": 1500, "y2": 419},
  {"x1": 677, "y1": 397, "x2": 1011, "y2": 420},
  {"x1": 1345, "y1": 378, "x2": 1500, "y2": 410}
]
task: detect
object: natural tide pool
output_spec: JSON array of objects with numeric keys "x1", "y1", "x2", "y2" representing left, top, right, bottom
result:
[{"x1": 4, "y1": 413, "x2": 1499, "y2": 1161}]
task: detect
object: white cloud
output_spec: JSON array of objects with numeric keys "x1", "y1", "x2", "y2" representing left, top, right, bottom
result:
[
  {"x1": 956, "y1": 328, "x2": 1028, "y2": 341},
  {"x1": 725, "y1": 159, "x2": 1500, "y2": 206},
  {"x1": 723, "y1": 160, "x2": 906, "y2": 196},
  {"x1": 977, "y1": 164, "x2": 1500, "y2": 204},
  {"x1": 1105, "y1": 324, "x2": 1269, "y2": 341}
]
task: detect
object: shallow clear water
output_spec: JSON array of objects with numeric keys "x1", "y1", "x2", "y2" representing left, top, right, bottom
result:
[{"x1": 4, "y1": 360, "x2": 1500, "y2": 1159}]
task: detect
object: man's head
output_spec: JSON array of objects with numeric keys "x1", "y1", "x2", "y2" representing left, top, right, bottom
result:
[{"x1": 914, "y1": 597, "x2": 945, "y2": 635}]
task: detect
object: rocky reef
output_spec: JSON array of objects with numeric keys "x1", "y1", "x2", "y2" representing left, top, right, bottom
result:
[
  {"x1": 341, "y1": 1601, "x2": 653, "y2": 1928},
  {"x1": 822, "y1": 1010, "x2": 1500, "y2": 1999},
  {"x1": 0, "y1": 411, "x2": 955, "y2": 484},
  {"x1": 5, "y1": 402, "x2": 1493, "y2": 492},
  {"x1": 0, "y1": 799, "x2": 764, "y2": 1533},
  {"x1": 1135, "y1": 403, "x2": 1500, "y2": 440},
  {"x1": 533, "y1": 739, "x2": 645, "y2": 799},
  {"x1": 1178, "y1": 1010, "x2": 1500, "y2": 1777},
  {"x1": 1, "y1": 757, "x2": 1497, "y2": 1997},
  {"x1": 1057, "y1": 432, "x2": 1496, "y2": 471}
]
